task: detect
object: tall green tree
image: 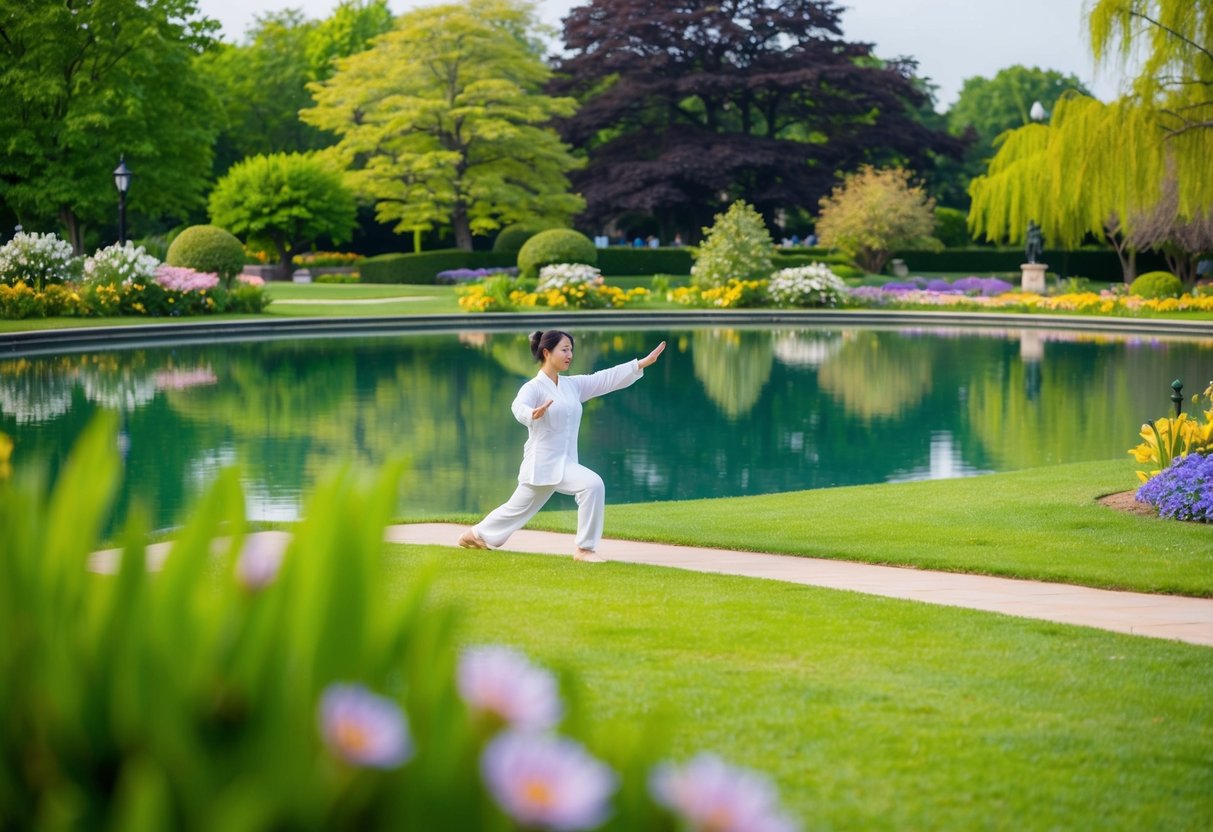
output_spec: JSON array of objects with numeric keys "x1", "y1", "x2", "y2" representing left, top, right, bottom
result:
[
  {"x1": 550, "y1": 0, "x2": 964, "y2": 240},
  {"x1": 302, "y1": 0, "x2": 583, "y2": 250},
  {"x1": 306, "y1": 0, "x2": 394, "y2": 82},
  {"x1": 0, "y1": 0, "x2": 220, "y2": 252},
  {"x1": 208, "y1": 153, "x2": 357, "y2": 281},
  {"x1": 948, "y1": 66, "x2": 1091, "y2": 153},
  {"x1": 967, "y1": 1, "x2": 1211, "y2": 278}
]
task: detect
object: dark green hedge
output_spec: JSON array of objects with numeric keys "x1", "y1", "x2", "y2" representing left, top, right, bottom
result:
[
  {"x1": 771, "y1": 252, "x2": 853, "y2": 269},
  {"x1": 890, "y1": 248, "x2": 1168, "y2": 280},
  {"x1": 596, "y1": 247, "x2": 693, "y2": 276},
  {"x1": 359, "y1": 250, "x2": 515, "y2": 284}
]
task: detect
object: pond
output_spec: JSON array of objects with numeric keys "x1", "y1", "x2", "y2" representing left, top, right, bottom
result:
[{"x1": 2, "y1": 325, "x2": 1210, "y2": 529}]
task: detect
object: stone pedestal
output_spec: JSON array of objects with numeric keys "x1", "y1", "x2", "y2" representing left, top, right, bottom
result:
[
  {"x1": 291, "y1": 268, "x2": 313, "y2": 284},
  {"x1": 1020, "y1": 262, "x2": 1047, "y2": 294}
]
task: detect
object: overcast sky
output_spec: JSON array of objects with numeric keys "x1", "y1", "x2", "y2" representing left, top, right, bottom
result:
[{"x1": 194, "y1": 0, "x2": 1124, "y2": 110}]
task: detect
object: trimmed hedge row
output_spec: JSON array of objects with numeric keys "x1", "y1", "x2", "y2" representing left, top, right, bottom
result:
[
  {"x1": 596, "y1": 247, "x2": 693, "y2": 275},
  {"x1": 891, "y1": 248, "x2": 1168, "y2": 280},
  {"x1": 359, "y1": 250, "x2": 515, "y2": 284}
]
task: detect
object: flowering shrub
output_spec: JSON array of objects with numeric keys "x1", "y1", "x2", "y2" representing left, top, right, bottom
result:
[
  {"x1": 436, "y1": 266, "x2": 517, "y2": 285},
  {"x1": 1135, "y1": 452, "x2": 1213, "y2": 522},
  {"x1": 0, "y1": 283, "x2": 88, "y2": 319},
  {"x1": 537, "y1": 262, "x2": 604, "y2": 291},
  {"x1": 0, "y1": 231, "x2": 77, "y2": 289},
  {"x1": 847, "y1": 281, "x2": 1213, "y2": 316},
  {"x1": 691, "y1": 200, "x2": 775, "y2": 288},
  {"x1": 82, "y1": 242, "x2": 160, "y2": 286},
  {"x1": 293, "y1": 251, "x2": 363, "y2": 268},
  {"x1": 669, "y1": 279, "x2": 768, "y2": 308},
  {"x1": 1129, "y1": 381, "x2": 1213, "y2": 481},
  {"x1": 767, "y1": 263, "x2": 849, "y2": 308},
  {"x1": 0, "y1": 417, "x2": 800, "y2": 830}
]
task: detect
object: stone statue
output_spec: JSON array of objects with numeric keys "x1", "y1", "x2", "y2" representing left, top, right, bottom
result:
[{"x1": 1025, "y1": 221, "x2": 1044, "y2": 264}]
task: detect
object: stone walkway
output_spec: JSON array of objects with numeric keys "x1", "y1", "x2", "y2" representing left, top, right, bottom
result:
[
  {"x1": 387, "y1": 523, "x2": 1213, "y2": 648},
  {"x1": 90, "y1": 524, "x2": 1213, "y2": 648}
]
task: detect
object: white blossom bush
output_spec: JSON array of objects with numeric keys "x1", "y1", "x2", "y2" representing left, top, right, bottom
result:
[
  {"x1": 767, "y1": 263, "x2": 849, "y2": 308},
  {"x1": 0, "y1": 231, "x2": 77, "y2": 289},
  {"x1": 537, "y1": 262, "x2": 604, "y2": 291},
  {"x1": 83, "y1": 242, "x2": 160, "y2": 286}
]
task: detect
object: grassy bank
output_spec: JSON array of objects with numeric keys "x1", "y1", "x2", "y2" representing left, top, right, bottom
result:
[
  {"x1": 392, "y1": 544, "x2": 1213, "y2": 830},
  {"x1": 509, "y1": 459, "x2": 1213, "y2": 597}
]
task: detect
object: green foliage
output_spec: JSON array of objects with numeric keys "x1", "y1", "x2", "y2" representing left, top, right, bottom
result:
[
  {"x1": 934, "y1": 207, "x2": 971, "y2": 247},
  {"x1": 691, "y1": 201, "x2": 775, "y2": 288},
  {"x1": 0, "y1": 0, "x2": 220, "y2": 251},
  {"x1": 948, "y1": 65, "x2": 1091, "y2": 150},
  {"x1": 491, "y1": 224, "x2": 544, "y2": 254},
  {"x1": 315, "y1": 272, "x2": 361, "y2": 284},
  {"x1": 817, "y1": 167, "x2": 942, "y2": 274},
  {"x1": 166, "y1": 226, "x2": 246, "y2": 288},
  {"x1": 829, "y1": 264, "x2": 867, "y2": 279},
  {"x1": 303, "y1": 0, "x2": 585, "y2": 250},
  {"x1": 516, "y1": 229, "x2": 598, "y2": 278},
  {"x1": 208, "y1": 153, "x2": 357, "y2": 280},
  {"x1": 1129, "y1": 270, "x2": 1184, "y2": 299},
  {"x1": 306, "y1": 0, "x2": 395, "y2": 82},
  {"x1": 359, "y1": 250, "x2": 515, "y2": 284}
]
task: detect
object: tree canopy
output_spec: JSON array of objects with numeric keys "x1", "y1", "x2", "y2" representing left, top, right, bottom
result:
[
  {"x1": 550, "y1": 0, "x2": 964, "y2": 239},
  {"x1": 816, "y1": 166, "x2": 941, "y2": 274},
  {"x1": 0, "y1": 0, "x2": 220, "y2": 252},
  {"x1": 302, "y1": 0, "x2": 583, "y2": 250},
  {"x1": 208, "y1": 153, "x2": 357, "y2": 280}
]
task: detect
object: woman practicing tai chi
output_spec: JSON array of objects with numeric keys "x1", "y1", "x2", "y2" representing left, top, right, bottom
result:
[{"x1": 459, "y1": 329, "x2": 666, "y2": 562}]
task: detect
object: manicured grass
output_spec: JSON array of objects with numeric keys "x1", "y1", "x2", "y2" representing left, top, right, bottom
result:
[
  {"x1": 389, "y1": 545, "x2": 1213, "y2": 831},
  {"x1": 504, "y1": 459, "x2": 1213, "y2": 597}
]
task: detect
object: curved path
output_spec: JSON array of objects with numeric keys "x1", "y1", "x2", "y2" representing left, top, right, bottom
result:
[{"x1": 388, "y1": 523, "x2": 1213, "y2": 648}]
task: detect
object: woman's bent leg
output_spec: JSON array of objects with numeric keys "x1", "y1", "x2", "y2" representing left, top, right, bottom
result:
[
  {"x1": 474, "y1": 482, "x2": 555, "y2": 548},
  {"x1": 556, "y1": 464, "x2": 606, "y2": 552}
]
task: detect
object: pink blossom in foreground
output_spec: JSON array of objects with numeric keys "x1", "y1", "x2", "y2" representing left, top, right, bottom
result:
[
  {"x1": 649, "y1": 753, "x2": 798, "y2": 832},
  {"x1": 481, "y1": 731, "x2": 618, "y2": 831},
  {"x1": 154, "y1": 265, "x2": 219, "y2": 293},
  {"x1": 458, "y1": 645, "x2": 563, "y2": 731},
  {"x1": 318, "y1": 684, "x2": 412, "y2": 769},
  {"x1": 235, "y1": 533, "x2": 285, "y2": 590}
]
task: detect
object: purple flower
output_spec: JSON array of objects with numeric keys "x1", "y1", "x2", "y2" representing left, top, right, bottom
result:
[
  {"x1": 481, "y1": 731, "x2": 618, "y2": 831},
  {"x1": 879, "y1": 281, "x2": 919, "y2": 293},
  {"x1": 952, "y1": 276, "x2": 1013, "y2": 296},
  {"x1": 458, "y1": 645, "x2": 564, "y2": 731},
  {"x1": 319, "y1": 684, "x2": 412, "y2": 769},
  {"x1": 925, "y1": 278, "x2": 958, "y2": 293},
  {"x1": 236, "y1": 533, "x2": 286, "y2": 590},
  {"x1": 650, "y1": 753, "x2": 798, "y2": 832},
  {"x1": 1136, "y1": 452, "x2": 1213, "y2": 522}
]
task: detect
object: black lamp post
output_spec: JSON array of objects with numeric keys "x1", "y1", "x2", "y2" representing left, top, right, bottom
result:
[{"x1": 113, "y1": 156, "x2": 133, "y2": 244}]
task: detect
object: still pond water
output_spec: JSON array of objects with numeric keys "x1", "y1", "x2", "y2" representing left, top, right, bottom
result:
[{"x1": 2, "y1": 325, "x2": 1210, "y2": 528}]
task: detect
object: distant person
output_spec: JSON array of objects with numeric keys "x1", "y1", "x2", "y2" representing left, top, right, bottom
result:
[
  {"x1": 805, "y1": 233, "x2": 817, "y2": 246},
  {"x1": 647, "y1": 235, "x2": 659, "y2": 248},
  {"x1": 633, "y1": 237, "x2": 644, "y2": 247},
  {"x1": 459, "y1": 330, "x2": 666, "y2": 562},
  {"x1": 672, "y1": 233, "x2": 684, "y2": 247}
]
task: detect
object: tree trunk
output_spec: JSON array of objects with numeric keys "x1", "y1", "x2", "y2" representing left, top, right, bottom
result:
[
  {"x1": 452, "y1": 203, "x2": 473, "y2": 251},
  {"x1": 1104, "y1": 223, "x2": 1136, "y2": 284},
  {"x1": 275, "y1": 241, "x2": 293, "y2": 283},
  {"x1": 60, "y1": 207, "x2": 83, "y2": 255}
]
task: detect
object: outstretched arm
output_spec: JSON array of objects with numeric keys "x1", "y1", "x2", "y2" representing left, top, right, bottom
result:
[{"x1": 638, "y1": 341, "x2": 666, "y2": 369}]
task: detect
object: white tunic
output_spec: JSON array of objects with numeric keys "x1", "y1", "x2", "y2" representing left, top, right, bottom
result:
[{"x1": 511, "y1": 359, "x2": 644, "y2": 485}]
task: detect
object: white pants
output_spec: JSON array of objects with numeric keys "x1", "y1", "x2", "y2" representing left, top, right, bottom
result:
[{"x1": 474, "y1": 462, "x2": 606, "y2": 551}]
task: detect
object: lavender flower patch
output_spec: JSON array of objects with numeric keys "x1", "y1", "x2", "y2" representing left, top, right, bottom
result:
[
  {"x1": 1135, "y1": 453, "x2": 1213, "y2": 522},
  {"x1": 952, "y1": 276, "x2": 1014, "y2": 296},
  {"x1": 436, "y1": 267, "x2": 519, "y2": 285}
]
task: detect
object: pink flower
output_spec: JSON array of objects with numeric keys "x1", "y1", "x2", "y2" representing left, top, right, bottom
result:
[
  {"x1": 649, "y1": 753, "x2": 798, "y2": 832},
  {"x1": 237, "y1": 273, "x2": 265, "y2": 287},
  {"x1": 318, "y1": 684, "x2": 412, "y2": 769},
  {"x1": 458, "y1": 645, "x2": 563, "y2": 731},
  {"x1": 481, "y1": 731, "x2": 618, "y2": 831},
  {"x1": 235, "y1": 533, "x2": 286, "y2": 590},
  {"x1": 154, "y1": 265, "x2": 219, "y2": 293}
]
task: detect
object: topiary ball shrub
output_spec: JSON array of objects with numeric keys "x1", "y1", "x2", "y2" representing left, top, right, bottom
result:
[
  {"x1": 1129, "y1": 270, "x2": 1183, "y2": 300},
  {"x1": 492, "y1": 224, "x2": 543, "y2": 254},
  {"x1": 516, "y1": 229, "x2": 597, "y2": 278},
  {"x1": 166, "y1": 225, "x2": 246, "y2": 288}
]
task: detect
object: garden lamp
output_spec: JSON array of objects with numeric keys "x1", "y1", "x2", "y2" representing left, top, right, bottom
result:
[{"x1": 113, "y1": 156, "x2": 133, "y2": 245}]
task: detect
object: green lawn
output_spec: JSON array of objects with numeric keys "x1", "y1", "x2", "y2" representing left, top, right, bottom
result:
[
  {"x1": 392, "y1": 544, "x2": 1213, "y2": 831},
  {"x1": 478, "y1": 459, "x2": 1213, "y2": 597}
]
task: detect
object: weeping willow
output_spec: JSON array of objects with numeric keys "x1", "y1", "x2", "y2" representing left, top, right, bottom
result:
[{"x1": 969, "y1": 0, "x2": 1212, "y2": 246}]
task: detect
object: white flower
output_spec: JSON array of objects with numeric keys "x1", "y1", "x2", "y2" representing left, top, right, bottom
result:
[
  {"x1": 538, "y1": 263, "x2": 603, "y2": 292},
  {"x1": 767, "y1": 263, "x2": 849, "y2": 308},
  {"x1": 83, "y1": 242, "x2": 160, "y2": 286},
  {"x1": 458, "y1": 645, "x2": 563, "y2": 731},
  {"x1": 0, "y1": 231, "x2": 77, "y2": 287}
]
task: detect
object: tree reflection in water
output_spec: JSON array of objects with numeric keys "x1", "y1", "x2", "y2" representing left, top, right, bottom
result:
[{"x1": 1, "y1": 327, "x2": 1209, "y2": 529}]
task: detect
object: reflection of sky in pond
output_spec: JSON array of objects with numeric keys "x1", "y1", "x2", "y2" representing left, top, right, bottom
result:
[{"x1": 1, "y1": 326, "x2": 1209, "y2": 529}]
